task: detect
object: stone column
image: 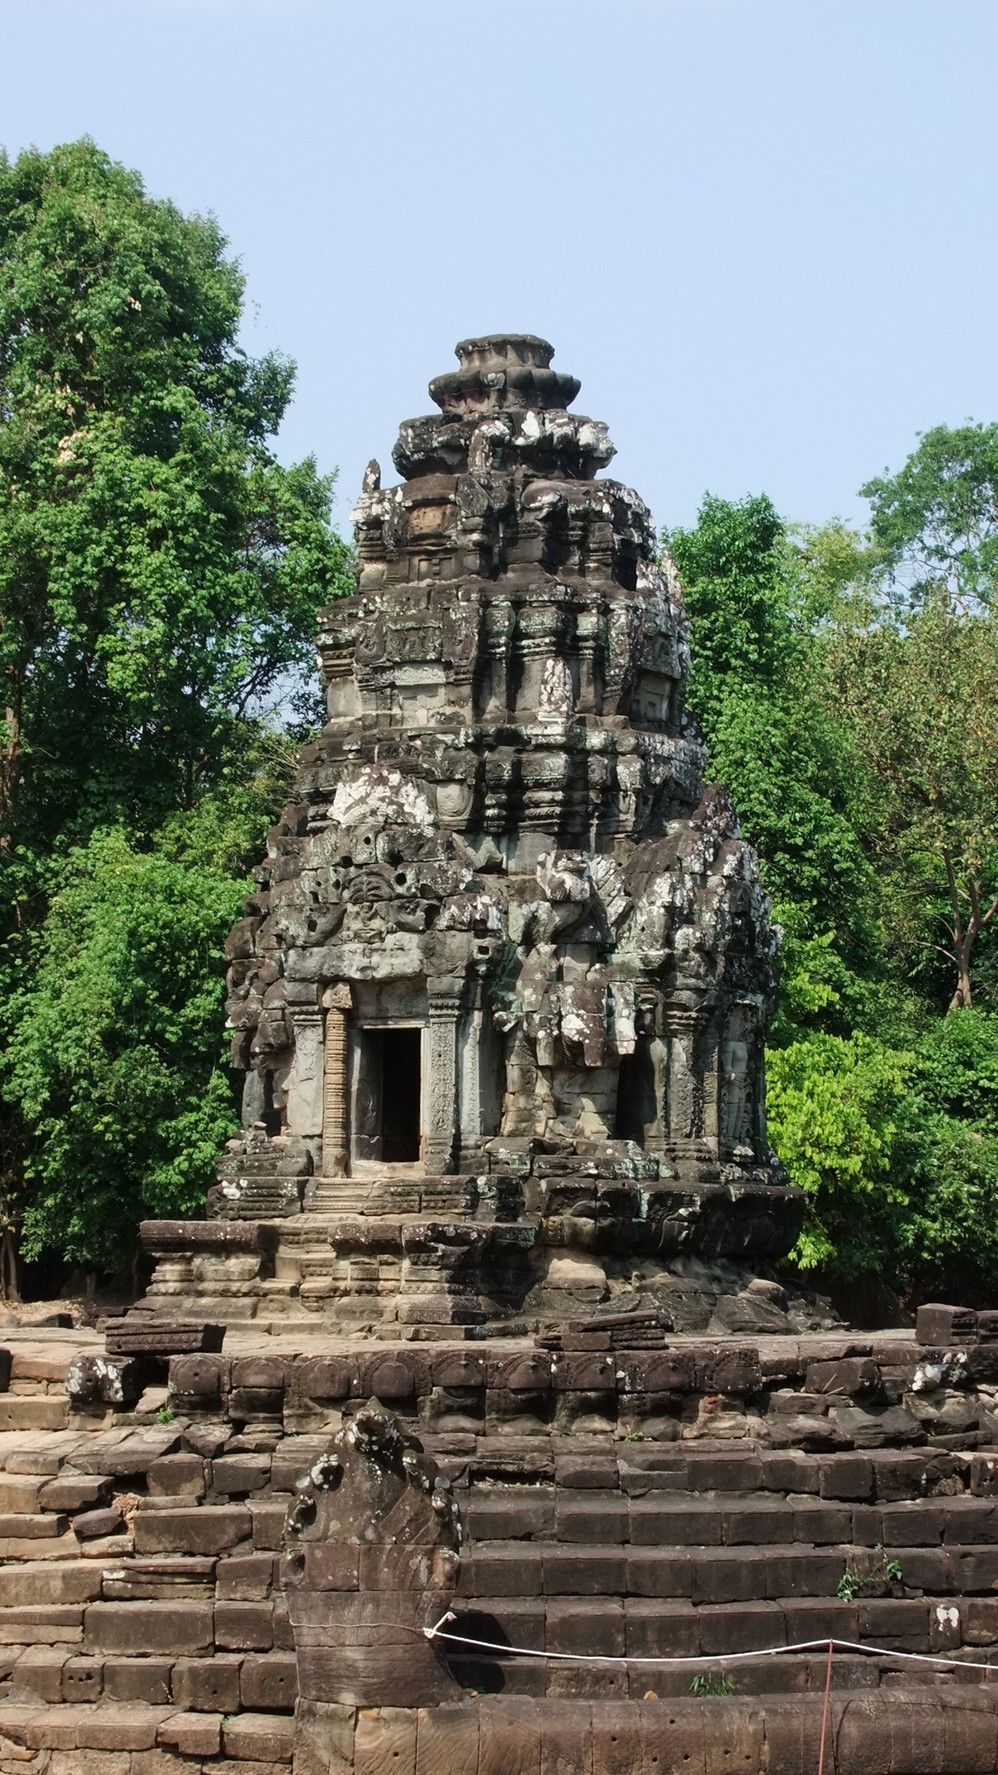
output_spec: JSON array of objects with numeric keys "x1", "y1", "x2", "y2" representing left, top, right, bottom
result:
[
  {"x1": 665, "y1": 1008, "x2": 707, "y2": 1148},
  {"x1": 701, "y1": 1013, "x2": 722, "y2": 1152},
  {"x1": 321, "y1": 984, "x2": 352, "y2": 1177},
  {"x1": 718, "y1": 1017, "x2": 747, "y2": 1155},
  {"x1": 424, "y1": 976, "x2": 462, "y2": 1175}
]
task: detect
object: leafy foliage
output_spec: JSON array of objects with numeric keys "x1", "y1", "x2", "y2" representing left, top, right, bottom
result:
[
  {"x1": 671, "y1": 477, "x2": 998, "y2": 1300},
  {"x1": 766, "y1": 1034, "x2": 913, "y2": 1276},
  {"x1": 0, "y1": 140, "x2": 351, "y2": 1278},
  {"x1": 862, "y1": 423, "x2": 998, "y2": 613},
  {"x1": 666, "y1": 497, "x2": 880, "y2": 1015},
  {"x1": 3, "y1": 830, "x2": 245, "y2": 1270},
  {"x1": 0, "y1": 138, "x2": 351, "y2": 851},
  {"x1": 829, "y1": 594, "x2": 998, "y2": 1012}
]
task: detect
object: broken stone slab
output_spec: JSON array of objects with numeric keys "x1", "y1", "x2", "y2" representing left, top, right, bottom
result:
[
  {"x1": 105, "y1": 1320, "x2": 226, "y2": 1359},
  {"x1": 66, "y1": 1353, "x2": 143, "y2": 1408},
  {"x1": 915, "y1": 1303, "x2": 979, "y2": 1347},
  {"x1": 139, "y1": 1219, "x2": 275, "y2": 1252}
]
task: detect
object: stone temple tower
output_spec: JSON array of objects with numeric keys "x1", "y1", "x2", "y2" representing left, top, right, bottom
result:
[{"x1": 157, "y1": 335, "x2": 801, "y2": 1332}]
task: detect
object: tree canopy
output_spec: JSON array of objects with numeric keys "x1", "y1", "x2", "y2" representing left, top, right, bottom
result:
[
  {"x1": 670, "y1": 446, "x2": 998, "y2": 1304},
  {"x1": 862, "y1": 423, "x2": 998, "y2": 614},
  {"x1": 0, "y1": 138, "x2": 349, "y2": 851},
  {"x1": 0, "y1": 139, "x2": 352, "y2": 1283}
]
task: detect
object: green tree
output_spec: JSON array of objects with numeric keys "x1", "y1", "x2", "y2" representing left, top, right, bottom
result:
[
  {"x1": 0, "y1": 138, "x2": 351, "y2": 851},
  {"x1": 669, "y1": 468, "x2": 998, "y2": 1300},
  {"x1": 766, "y1": 1033, "x2": 913, "y2": 1278},
  {"x1": 830, "y1": 598, "x2": 998, "y2": 1011},
  {"x1": 0, "y1": 140, "x2": 351, "y2": 1280},
  {"x1": 862, "y1": 422, "x2": 998, "y2": 614},
  {"x1": 3, "y1": 826, "x2": 247, "y2": 1273},
  {"x1": 666, "y1": 497, "x2": 880, "y2": 1027}
]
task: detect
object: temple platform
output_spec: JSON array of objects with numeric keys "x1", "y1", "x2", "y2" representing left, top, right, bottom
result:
[{"x1": 0, "y1": 1314, "x2": 989, "y2": 1771}]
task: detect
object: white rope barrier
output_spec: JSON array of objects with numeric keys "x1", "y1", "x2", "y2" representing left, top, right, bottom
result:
[{"x1": 422, "y1": 1611, "x2": 998, "y2": 1674}]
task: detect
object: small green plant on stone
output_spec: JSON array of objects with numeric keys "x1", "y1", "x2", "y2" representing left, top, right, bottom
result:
[
  {"x1": 690, "y1": 1673, "x2": 736, "y2": 1696},
  {"x1": 837, "y1": 1545, "x2": 903, "y2": 1600},
  {"x1": 156, "y1": 1405, "x2": 176, "y2": 1425}
]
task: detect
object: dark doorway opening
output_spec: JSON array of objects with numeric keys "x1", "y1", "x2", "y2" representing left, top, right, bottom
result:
[
  {"x1": 378, "y1": 1028, "x2": 422, "y2": 1162},
  {"x1": 616, "y1": 1040, "x2": 656, "y2": 1146}
]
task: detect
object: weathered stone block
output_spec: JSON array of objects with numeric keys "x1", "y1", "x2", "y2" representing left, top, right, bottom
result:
[
  {"x1": 61, "y1": 1655, "x2": 103, "y2": 1703},
  {"x1": 0, "y1": 1562, "x2": 103, "y2": 1607},
  {"x1": 554, "y1": 1494, "x2": 628, "y2": 1543},
  {"x1": 230, "y1": 1386, "x2": 284, "y2": 1418},
  {"x1": 84, "y1": 1602, "x2": 213, "y2": 1656},
  {"x1": 168, "y1": 1354, "x2": 229, "y2": 1401},
  {"x1": 818, "y1": 1455, "x2": 874, "y2": 1501},
  {"x1": 541, "y1": 1547, "x2": 626, "y2": 1596},
  {"x1": 13, "y1": 1645, "x2": 69, "y2": 1702},
  {"x1": 102, "y1": 1656, "x2": 173, "y2": 1704},
  {"x1": 171, "y1": 1653, "x2": 242, "y2": 1712},
  {"x1": 158, "y1": 1711, "x2": 222, "y2": 1757},
  {"x1": 232, "y1": 1356, "x2": 290, "y2": 1391},
  {"x1": 133, "y1": 1504, "x2": 250, "y2": 1555},
  {"x1": 73, "y1": 1506, "x2": 124, "y2": 1540},
  {"x1": 619, "y1": 1352, "x2": 695, "y2": 1394},
  {"x1": 625, "y1": 1550, "x2": 692, "y2": 1597},
  {"x1": 805, "y1": 1357, "x2": 882, "y2": 1399},
  {"x1": 147, "y1": 1454, "x2": 206, "y2": 1498},
  {"x1": 545, "y1": 1596, "x2": 624, "y2": 1658},
  {"x1": 222, "y1": 1712, "x2": 294, "y2": 1763},
  {"x1": 916, "y1": 1303, "x2": 978, "y2": 1346},
  {"x1": 251, "y1": 1500, "x2": 290, "y2": 1549},
  {"x1": 215, "y1": 1600, "x2": 275, "y2": 1650},
  {"x1": 217, "y1": 1552, "x2": 276, "y2": 1599},
  {"x1": 211, "y1": 1453, "x2": 272, "y2": 1493},
  {"x1": 66, "y1": 1353, "x2": 143, "y2": 1408},
  {"x1": 694, "y1": 1347, "x2": 762, "y2": 1396},
  {"x1": 0, "y1": 1604, "x2": 84, "y2": 1645},
  {"x1": 37, "y1": 1475, "x2": 112, "y2": 1513},
  {"x1": 241, "y1": 1650, "x2": 298, "y2": 1711},
  {"x1": 293, "y1": 1357, "x2": 352, "y2": 1403},
  {"x1": 0, "y1": 1510, "x2": 66, "y2": 1538}
]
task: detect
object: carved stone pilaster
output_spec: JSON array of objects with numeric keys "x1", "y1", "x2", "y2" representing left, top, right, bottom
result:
[
  {"x1": 424, "y1": 976, "x2": 462, "y2": 1174},
  {"x1": 321, "y1": 984, "x2": 352, "y2": 1177},
  {"x1": 287, "y1": 1008, "x2": 324, "y2": 1140},
  {"x1": 665, "y1": 1008, "x2": 708, "y2": 1147}
]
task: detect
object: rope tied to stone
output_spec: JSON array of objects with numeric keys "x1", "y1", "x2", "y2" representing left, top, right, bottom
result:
[
  {"x1": 422, "y1": 1611, "x2": 998, "y2": 1673},
  {"x1": 817, "y1": 1639, "x2": 834, "y2": 1775}
]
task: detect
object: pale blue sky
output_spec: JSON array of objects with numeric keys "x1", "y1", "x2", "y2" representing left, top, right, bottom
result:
[{"x1": 4, "y1": 0, "x2": 997, "y2": 538}]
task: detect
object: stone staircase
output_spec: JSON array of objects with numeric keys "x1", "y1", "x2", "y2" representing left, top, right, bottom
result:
[
  {"x1": 449, "y1": 1440, "x2": 998, "y2": 1699},
  {"x1": 0, "y1": 1325, "x2": 993, "y2": 1769}
]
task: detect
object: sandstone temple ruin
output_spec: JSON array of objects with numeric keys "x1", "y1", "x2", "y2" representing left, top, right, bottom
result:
[
  {"x1": 154, "y1": 329, "x2": 803, "y2": 1339},
  {"x1": 0, "y1": 339, "x2": 996, "y2": 1775}
]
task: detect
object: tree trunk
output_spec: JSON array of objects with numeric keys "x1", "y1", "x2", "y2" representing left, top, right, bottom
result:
[
  {"x1": 0, "y1": 690, "x2": 22, "y2": 855},
  {"x1": 0, "y1": 1229, "x2": 21, "y2": 1305},
  {"x1": 944, "y1": 859, "x2": 998, "y2": 1013},
  {"x1": 949, "y1": 957, "x2": 974, "y2": 1012}
]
